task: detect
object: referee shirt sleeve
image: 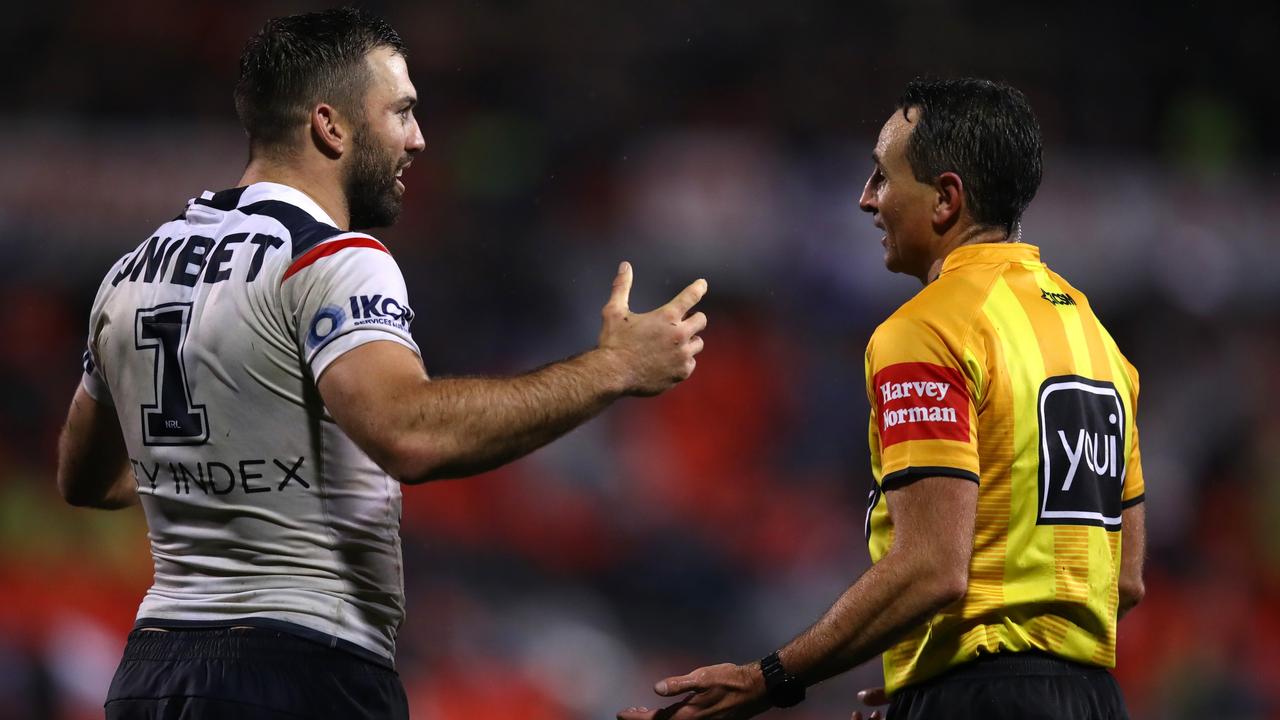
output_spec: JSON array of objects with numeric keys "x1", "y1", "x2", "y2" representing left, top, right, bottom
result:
[
  {"x1": 1121, "y1": 366, "x2": 1145, "y2": 507},
  {"x1": 281, "y1": 234, "x2": 422, "y2": 381},
  {"x1": 866, "y1": 317, "x2": 981, "y2": 490}
]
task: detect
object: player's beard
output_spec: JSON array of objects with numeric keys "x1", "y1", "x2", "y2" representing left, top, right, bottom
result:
[{"x1": 343, "y1": 123, "x2": 404, "y2": 230}]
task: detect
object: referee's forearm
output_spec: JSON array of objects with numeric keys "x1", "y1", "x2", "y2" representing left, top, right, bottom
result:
[{"x1": 779, "y1": 546, "x2": 964, "y2": 688}]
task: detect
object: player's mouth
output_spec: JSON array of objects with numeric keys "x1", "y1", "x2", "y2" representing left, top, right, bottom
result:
[{"x1": 394, "y1": 161, "x2": 410, "y2": 192}]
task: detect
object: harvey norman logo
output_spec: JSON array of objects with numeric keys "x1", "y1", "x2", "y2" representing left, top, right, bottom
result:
[
  {"x1": 880, "y1": 380, "x2": 957, "y2": 428},
  {"x1": 873, "y1": 362, "x2": 970, "y2": 446}
]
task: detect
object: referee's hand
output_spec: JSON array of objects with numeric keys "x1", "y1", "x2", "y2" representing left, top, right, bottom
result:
[{"x1": 851, "y1": 686, "x2": 888, "y2": 720}]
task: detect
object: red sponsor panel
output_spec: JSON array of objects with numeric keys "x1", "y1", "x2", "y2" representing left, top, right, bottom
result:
[{"x1": 873, "y1": 361, "x2": 970, "y2": 447}]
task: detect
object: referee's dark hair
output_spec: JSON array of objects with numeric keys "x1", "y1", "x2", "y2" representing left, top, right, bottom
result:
[
  {"x1": 234, "y1": 7, "x2": 407, "y2": 153},
  {"x1": 897, "y1": 78, "x2": 1043, "y2": 233}
]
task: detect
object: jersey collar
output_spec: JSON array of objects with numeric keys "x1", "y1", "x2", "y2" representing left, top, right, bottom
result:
[
  {"x1": 939, "y1": 242, "x2": 1041, "y2": 277},
  {"x1": 190, "y1": 182, "x2": 341, "y2": 228}
]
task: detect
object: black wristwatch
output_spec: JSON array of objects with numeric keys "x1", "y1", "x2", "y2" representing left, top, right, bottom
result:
[{"x1": 759, "y1": 651, "x2": 805, "y2": 708}]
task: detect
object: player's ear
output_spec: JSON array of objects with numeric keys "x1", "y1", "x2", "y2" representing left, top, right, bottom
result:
[
  {"x1": 933, "y1": 171, "x2": 964, "y2": 228},
  {"x1": 310, "y1": 103, "x2": 345, "y2": 158}
]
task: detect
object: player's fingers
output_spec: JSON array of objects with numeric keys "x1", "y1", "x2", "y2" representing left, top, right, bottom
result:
[
  {"x1": 857, "y1": 687, "x2": 889, "y2": 706},
  {"x1": 687, "y1": 335, "x2": 704, "y2": 356},
  {"x1": 684, "y1": 311, "x2": 707, "y2": 335},
  {"x1": 608, "y1": 261, "x2": 634, "y2": 311},
  {"x1": 655, "y1": 673, "x2": 700, "y2": 697},
  {"x1": 617, "y1": 708, "x2": 657, "y2": 720},
  {"x1": 664, "y1": 278, "x2": 708, "y2": 317}
]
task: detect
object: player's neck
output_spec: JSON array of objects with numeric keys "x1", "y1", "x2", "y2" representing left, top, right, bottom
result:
[{"x1": 238, "y1": 159, "x2": 351, "y2": 230}]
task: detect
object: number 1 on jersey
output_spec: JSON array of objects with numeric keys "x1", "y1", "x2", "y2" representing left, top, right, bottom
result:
[{"x1": 136, "y1": 303, "x2": 209, "y2": 445}]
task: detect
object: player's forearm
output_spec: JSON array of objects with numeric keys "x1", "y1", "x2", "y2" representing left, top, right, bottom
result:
[
  {"x1": 59, "y1": 465, "x2": 137, "y2": 509},
  {"x1": 395, "y1": 348, "x2": 627, "y2": 482},
  {"x1": 779, "y1": 545, "x2": 966, "y2": 687},
  {"x1": 57, "y1": 389, "x2": 137, "y2": 509}
]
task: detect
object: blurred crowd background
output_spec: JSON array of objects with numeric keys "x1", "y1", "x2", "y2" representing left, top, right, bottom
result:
[{"x1": 2, "y1": 1, "x2": 1279, "y2": 719}]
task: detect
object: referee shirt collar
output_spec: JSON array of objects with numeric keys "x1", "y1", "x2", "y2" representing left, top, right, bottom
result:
[
  {"x1": 190, "y1": 182, "x2": 341, "y2": 228},
  {"x1": 939, "y1": 242, "x2": 1041, "y2": 277}
]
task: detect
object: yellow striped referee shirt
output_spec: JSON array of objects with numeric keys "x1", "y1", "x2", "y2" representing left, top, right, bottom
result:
[{"x1": 863, "y1": 242, "x2": 1145, "y2": 694}]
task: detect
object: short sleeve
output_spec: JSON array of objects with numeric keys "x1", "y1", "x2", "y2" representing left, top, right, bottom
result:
[
  {"x1": 281, "y1": 234, "x2": 421, "y2": 380},
  {"x1": 81, "y1": 341, "x2": 113, "y2": 405},
  {"x1": 865, "y1": 317, "x2": 979, "y2": 489},
  {"x1": 80, "y1": 259, "x2": 120, "y2": 406},
  {"x1": 1121, "y1": 370, "x2": 1144, "y2": 508}
]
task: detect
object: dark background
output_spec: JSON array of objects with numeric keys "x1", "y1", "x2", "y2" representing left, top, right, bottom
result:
[{"x1": 2, "y1": 1, "x2": 1278, "y2": 718}]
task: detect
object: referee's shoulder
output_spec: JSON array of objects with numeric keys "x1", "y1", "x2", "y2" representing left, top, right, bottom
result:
[{"x1": 873, "y1": 273, "x2": 988, "y2": 341}]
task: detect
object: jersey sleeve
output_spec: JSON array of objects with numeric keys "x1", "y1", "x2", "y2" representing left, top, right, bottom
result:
[
  {"x1": 281, "y1": 234, "x2": 421, "y2": 380},
  {"x1": 80, "y1": 258, "x2": 121, "y2": 406},
  {"x1": 865, "y1": 317, "x2": 980, "y2": 489},
  {"x1": 81, "y1": 340, "x2": 112, "y2": 405},
  {"x1": 1121, "y1": 365, "x2": 1145, "y2": 507}
]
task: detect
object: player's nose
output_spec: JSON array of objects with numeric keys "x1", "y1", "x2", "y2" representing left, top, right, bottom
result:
[{"x1": 406, "y1": 118, "x2": 425, "y2": 154}]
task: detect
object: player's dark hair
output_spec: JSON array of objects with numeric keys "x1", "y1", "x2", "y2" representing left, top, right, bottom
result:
[
  {"x1": 897, "y1": 78, "x2": 1043, "y2": 232},
  {"x1": 235, "y1": 7, "x2": 406, "y2": 151}
]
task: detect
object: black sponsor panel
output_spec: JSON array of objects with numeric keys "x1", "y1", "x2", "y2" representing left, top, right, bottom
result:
[{"x1": 1037, "y1": 375, "x2": 1125, "y2": 529}]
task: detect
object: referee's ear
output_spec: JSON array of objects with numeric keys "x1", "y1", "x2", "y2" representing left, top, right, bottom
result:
[
  {"x1": 932, "y1": 170, "x2": 965, "y2": 232},
  {"x1": 310, "y1": 102, "x2": 347, "y2": 159}
]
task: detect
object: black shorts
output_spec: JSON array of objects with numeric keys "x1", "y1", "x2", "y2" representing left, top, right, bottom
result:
[
  {"x1": 887, "y1": 651, "x2": 1130, "y2": 720},
  {"x1": 104, "y1": 627, "x2": 409, "y2": 720}
]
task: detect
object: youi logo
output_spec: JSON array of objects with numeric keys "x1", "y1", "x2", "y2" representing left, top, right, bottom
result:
[{"x1": 1036, "y1": 375, "x2": 1127, "y2": 529}]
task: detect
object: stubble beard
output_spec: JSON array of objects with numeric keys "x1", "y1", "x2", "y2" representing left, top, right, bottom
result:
[{"x1": 344, "y1": 123, "x2": 403, "y2": 230}]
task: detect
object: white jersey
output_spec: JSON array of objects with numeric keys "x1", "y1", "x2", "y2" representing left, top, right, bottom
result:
[{"x1": 81, "y1": 181, "x2": 420, "y2": 665}]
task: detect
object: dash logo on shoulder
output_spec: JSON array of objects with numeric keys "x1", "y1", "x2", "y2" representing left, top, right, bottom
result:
[{"x1": 873, "y1": 362, "x2": 971, "y2": 447}]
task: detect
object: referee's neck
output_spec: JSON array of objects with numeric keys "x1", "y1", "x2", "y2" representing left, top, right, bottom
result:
[{"x1": 923, "y1": 224, "x2": 1012, "y2": 284}]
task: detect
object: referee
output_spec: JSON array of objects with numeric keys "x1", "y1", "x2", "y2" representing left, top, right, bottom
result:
[
  {"x1": 618, "y1": 78, "x2": 1145, "y2": 720},
  {"x1": 56, "y1": 8, "x2": 707, "y2": 719}
]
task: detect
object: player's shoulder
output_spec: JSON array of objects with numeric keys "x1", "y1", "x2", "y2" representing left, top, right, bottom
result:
[{"x1": 192, "y1": 183, "x2": 395, "y2": 281}]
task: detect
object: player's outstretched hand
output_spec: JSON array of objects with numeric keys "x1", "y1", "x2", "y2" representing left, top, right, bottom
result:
[
  {"x1": 617, "y1": 662, "x2": 768, "y2": 720},
  {"x1": 850, "y1": 686, "x2": 888, "y2": 720},
  {"x1": 599, "y1": 261, "x2": 708, "y2": 396}
]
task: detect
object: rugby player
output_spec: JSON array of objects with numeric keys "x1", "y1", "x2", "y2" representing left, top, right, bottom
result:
[
  {"x1": 617, "y1": 78, "x2": 1145, "y2": 720},
  {"x1": 55, "y1": 8, "x2": 707, "y2": 719}
]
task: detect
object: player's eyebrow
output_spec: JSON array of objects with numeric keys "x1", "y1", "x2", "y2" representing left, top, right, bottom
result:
[
  {"x1": 871, "y1": 151, "x2": 883, "y2": 167},
  {"x1": 397, "y1": 95, "x2": 417, "y2": 110}
]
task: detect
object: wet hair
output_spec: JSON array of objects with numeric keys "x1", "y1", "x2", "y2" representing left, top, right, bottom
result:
[
  {"x1": 897, "y1": 78, "x2": 1043, "y2": 231},
  {"x1": 234, "y1": 7, "x2": 406, "y2": 151}
]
